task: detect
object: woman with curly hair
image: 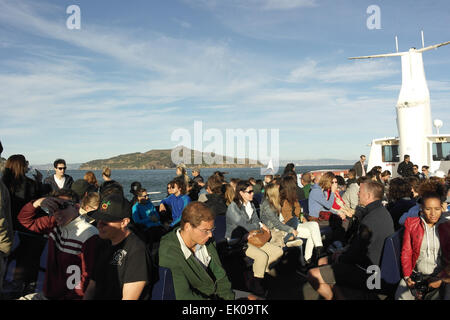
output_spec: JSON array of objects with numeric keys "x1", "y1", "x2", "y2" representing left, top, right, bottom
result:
[
  {"x1": 395, "y1": 187, "x2": 450, "y2": 300},
  {"x1": 399, "y1": 179, "x2": 448, "y2": 227}
]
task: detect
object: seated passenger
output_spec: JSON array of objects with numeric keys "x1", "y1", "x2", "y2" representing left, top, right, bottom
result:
[
  {"x1": 17, "y1": 190, "x2": 98, "y2": 300},
  {"x1": 225, "y1": 181, "x2": 283, "y2": 296},
  {"x1": 159, "y1": 177, "x2": 191, "y2": 228},
  {"x1": 279, "y1": 176, "x2": 323, "y2": 264},
  {"x1": 159, "y1": 202, "x2": 235, "y2": 300},
  {"x1": 307, "y1": 180, "x2": 394, "y2": 300},
  {"x1": 395, "y1": 188, "x2": 450, "y2": 300},
  {"x1": 132, "y1": 188, "x2": 166, "y2": 244}
]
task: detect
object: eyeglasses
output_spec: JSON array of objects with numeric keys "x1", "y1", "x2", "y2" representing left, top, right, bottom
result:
[
  {"x1": 57, "y1": 167, "x2": 67, "y2": 171},
  {"x1": 196, "y1": 227, "x2": 216, "y2": 235},
  {"x1": 244, "y1": 190, "x2": 254, "y2": 194}
]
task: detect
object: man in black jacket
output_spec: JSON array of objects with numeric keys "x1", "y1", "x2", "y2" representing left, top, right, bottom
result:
[
  {"x1": 43, "y1": 159, "x2": 74, "y2": 194},
  {"x1": 352, "y1": 155, "x2": 366, "y2": 178},
  {"x1": 397, "y1": 155, "x2": 414, "y2": 177},
  {"x1": 307, "y1": 180, "x2": 394, "y2": 300}
]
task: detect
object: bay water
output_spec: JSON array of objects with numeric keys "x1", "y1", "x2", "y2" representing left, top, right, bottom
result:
[{"x1": 44, "y1": 165, "x2": 351, "y2": 202}]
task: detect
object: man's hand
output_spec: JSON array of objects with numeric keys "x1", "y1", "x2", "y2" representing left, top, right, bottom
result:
[
  {"x1": 261, "y1": 224, "x2": 269, "y2": 233},
  {"x1": 33, "y1": 198, "x2": 46, "y2": 208},
  {"x1": 40, "y1": 197, "x2": 66, "y2": 215},
  {"x1": 428, "y1": 278, "x2": 442, "y2": 289},
  {"x1": 405, "y1": 277, "x2": 416, "y2": 288}
]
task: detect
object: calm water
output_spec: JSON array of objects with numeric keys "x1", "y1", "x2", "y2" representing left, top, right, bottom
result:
[{"x1": 40, "y1": 166, "x2": 350, "y2": 202}]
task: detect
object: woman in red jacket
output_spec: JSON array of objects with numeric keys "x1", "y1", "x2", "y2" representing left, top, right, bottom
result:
[{"x1": 395, "y1": 189, "x2": 450, "y2": 300}]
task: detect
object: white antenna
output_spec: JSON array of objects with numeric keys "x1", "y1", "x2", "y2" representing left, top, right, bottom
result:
[
  {"x1": 421, "y1": 30, "x2": 425, "y2": 48},
  {"x1": 434, "y1": 119, "x2": 443, "y2": 135},
  {"x1": 395, "y1": 36, "x2": 399, "y2": 53}
]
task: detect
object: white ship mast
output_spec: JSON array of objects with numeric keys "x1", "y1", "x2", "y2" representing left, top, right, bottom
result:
[{"x1": 349, "y1": 37, "x2": 450, "y2": 167}]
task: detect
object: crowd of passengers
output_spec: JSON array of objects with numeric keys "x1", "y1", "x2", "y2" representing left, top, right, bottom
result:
[{"x1": 0, "y1": 144, "x2": 449, "y2": 300}]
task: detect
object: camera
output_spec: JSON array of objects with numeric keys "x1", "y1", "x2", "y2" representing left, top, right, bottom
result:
[{"x1": 409, "y1": 272, "x2": 429, "y2": 300}]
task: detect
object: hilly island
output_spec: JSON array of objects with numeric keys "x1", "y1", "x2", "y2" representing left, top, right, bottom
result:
[{"x1": 79, "y1": 147, "x2": 263, "y2": 170}]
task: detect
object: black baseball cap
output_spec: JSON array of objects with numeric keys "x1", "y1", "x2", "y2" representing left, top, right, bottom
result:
[
  {"x1": 71, "y1": 179, "x2": 96, "y2": 200},
  {"x1": 130, "y1": 181, "x2": 142, "y2": 194},
  {"x1": 89, "y1": 193, "x2": 131, "y2": 222}
]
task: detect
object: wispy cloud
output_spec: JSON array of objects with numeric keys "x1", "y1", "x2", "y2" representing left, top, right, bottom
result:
[{"x1": 288, "y1": 59, "x2": 399, "y2": 83}]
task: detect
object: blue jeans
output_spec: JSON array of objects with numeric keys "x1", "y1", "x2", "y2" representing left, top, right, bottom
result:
[{"x1": 286, "y1": 217, "x2": 299, "y2": 229}]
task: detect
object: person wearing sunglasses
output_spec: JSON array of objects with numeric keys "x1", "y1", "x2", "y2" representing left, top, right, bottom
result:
[
  {"x1": 159, "y1": 201, "x2": 237, "y2": 300},
  {"x1": 225, "y1": 180, "x2": 283, "y2": 297},
  {"x1": 43, "y1": 159, "x2": 74, "y2": 194},
  {"x1": 132, "y1": 188, "x2": 165, "y2": 245}
]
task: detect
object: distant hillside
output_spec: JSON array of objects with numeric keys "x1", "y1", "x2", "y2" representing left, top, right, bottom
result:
[{"x1": 79, "y1": 146, "x2": 263, "y2": 170}]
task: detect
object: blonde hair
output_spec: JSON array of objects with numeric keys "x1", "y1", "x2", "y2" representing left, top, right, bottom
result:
[
  {"x1": 264, "y1": 183, "x2": 281, "y2": 213},
  {"x1": 224, "y1": 184, "x2": 235, "y2": 206},
  {"x1": 319, "y1": 172, "x2": 335, "y2": 191},
  {"x1": 102, "y1": 167, "x2": 111, "y2": 178},
  {"x1": 81, "y1": 192, "x2": 100, "y2": 212}
]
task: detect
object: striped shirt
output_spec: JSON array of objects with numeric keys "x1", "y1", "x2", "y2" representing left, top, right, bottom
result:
[{"x1": 18, "y1": 202, "x2": 98, "y2": 300}]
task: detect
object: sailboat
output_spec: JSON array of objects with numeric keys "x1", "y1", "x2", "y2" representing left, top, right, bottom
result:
[{"x1": 349, "y1": 33, "x2": 450, "y2": 177}]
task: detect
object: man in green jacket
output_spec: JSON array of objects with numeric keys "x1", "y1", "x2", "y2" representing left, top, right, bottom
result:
[{"x1": 159, "y1": 201, "x2": 234, "y2": 300}]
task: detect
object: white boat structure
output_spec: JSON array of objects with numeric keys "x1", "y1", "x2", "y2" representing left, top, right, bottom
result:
[{"x1": 349, "y1": 33, "x2": 450, "y2": 177}]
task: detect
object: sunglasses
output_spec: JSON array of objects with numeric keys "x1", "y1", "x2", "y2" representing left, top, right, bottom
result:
[
  {"x1": 57, "y1": 167, "x2": 67, "y2": 170},
  {"x1": 244, "y1": 190, "x2": 254, "y2": 194}
]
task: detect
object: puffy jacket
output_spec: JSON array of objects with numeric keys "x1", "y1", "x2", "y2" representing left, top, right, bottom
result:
[{"x1": 401, "y1": 216, "x2": 449, "y2": 278}]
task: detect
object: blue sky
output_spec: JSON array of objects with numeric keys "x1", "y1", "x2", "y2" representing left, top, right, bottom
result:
[{"x1": 0, "y1": 0, "x2": 449, "y2": 164}]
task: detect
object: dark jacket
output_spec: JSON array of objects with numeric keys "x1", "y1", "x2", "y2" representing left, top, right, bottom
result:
[
  {"x1": 204, "y1": 193, "x2": 227, "y2": 217},
  {"x1": 0, "y1": 179, "x2": 13, "y2": 256},
  {"x1": 386, "y1": 198, "x2": 416, "y2": 231},
  {"x1": 158, "y1": 228, "x2": 234, "y2": 300},
  {"x1": 2, "y1": 173, "x2": 42, "y2": 232},
  {"x1": 43, "y1": 174, "x2": 74, "y2": 194},
  {"x1": 397, "y1": 161, "x2": 414, "y2": 177},
  {"x1": 339, "y1": 200, "x2": 394, "y2": 268},
  {"x1": 352, "y1": 161, "x2": 365, "y2": 178}
]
